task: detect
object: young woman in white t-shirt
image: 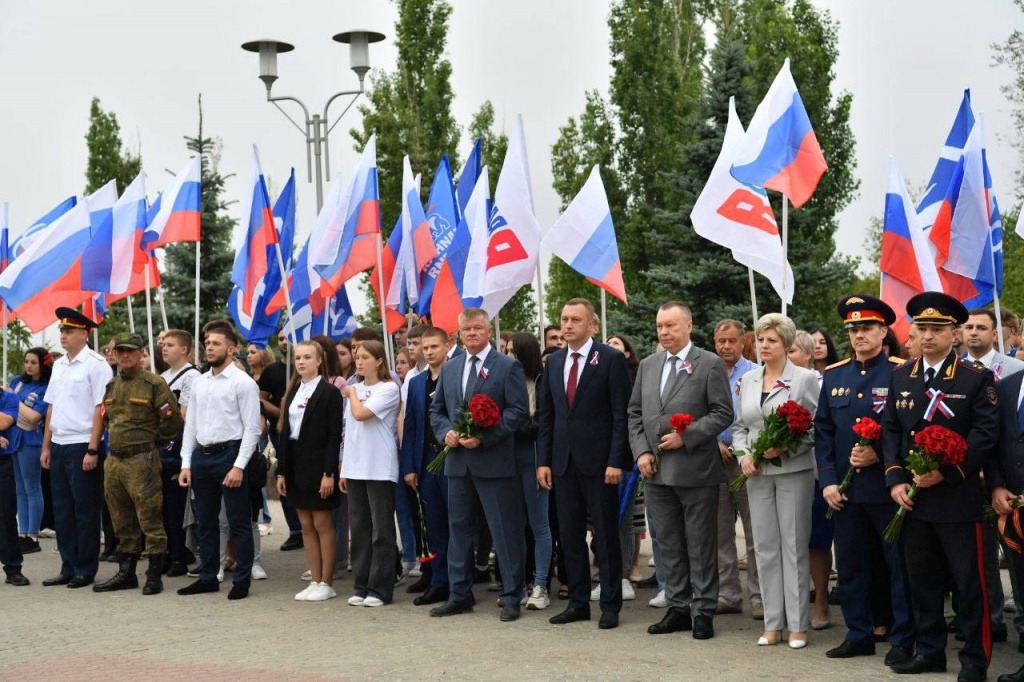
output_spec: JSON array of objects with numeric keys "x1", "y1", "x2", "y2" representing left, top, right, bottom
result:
[{"x1": 340, "y1": 340, "x2": 400, "y2": 607}]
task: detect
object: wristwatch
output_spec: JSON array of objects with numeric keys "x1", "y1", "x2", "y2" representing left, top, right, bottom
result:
[
  {"x1": 323, "y1": 472, "x2": 335, "y2": 478},
  {"x1": 86, "y1": 448, "x2": 101, "y2": 456}
]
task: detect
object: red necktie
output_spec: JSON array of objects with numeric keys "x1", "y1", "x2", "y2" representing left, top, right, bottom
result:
[{"x1": 566, "y1": 352, "x2": 582, "y2": 407}]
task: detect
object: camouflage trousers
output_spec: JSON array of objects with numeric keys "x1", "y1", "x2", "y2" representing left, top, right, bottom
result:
[{"x1": 104, "y1": 449, "x2": 166, "y2": 556}]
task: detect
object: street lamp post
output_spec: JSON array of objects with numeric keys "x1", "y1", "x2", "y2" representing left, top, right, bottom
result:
[{"x1": 241, "y1": 30, "x2": 385, "y2": 212}]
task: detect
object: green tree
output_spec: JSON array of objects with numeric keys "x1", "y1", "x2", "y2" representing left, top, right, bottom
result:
[{"x1": 161, "y1": 95, "x2": 235, "y2": 332}]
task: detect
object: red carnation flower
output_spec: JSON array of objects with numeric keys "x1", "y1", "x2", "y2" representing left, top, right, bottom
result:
[
  {"x1": 668, "y1": 413, "x2": 694, "y2": 434},
  {"x1": 852, "y1": 417, "x2": 883, "y2": 443}
]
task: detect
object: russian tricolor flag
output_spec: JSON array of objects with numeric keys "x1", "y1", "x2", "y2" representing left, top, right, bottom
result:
[
  {"x1": 81, "y1": 172, "x2": 149, "y2": 296},
  {"x1": 730, "y1": 58, "x2": 828, "y2": 208},
  {"x1": 369, "y1": 217, "x2": 409, "y2": 334},
  {"x1": 230, "y1": 147, "x2": 278, "y2": 318},
  {"x1": 11, "y1": 196, "x2": 77, "y2": 260},
  {"x1": 143, "y1": 156, "x2": 201, "y2": 251},
  {"x1": 543, "y1": 165, "x2": 627, "y2": 304}
]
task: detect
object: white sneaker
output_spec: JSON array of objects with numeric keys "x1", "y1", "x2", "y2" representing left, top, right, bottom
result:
[
  {"x1": 301, "y1": 570, "x2": 312, "y2": 581},
  {"x1": 321, "y1": 583, "x2": 337, "y2": 600},
  {"x1": 258, "y1": 523, "x2": 273, "y2": 537},
  {"x1": 649, "y1": 590, "x2": 668, "y2": 608},
  {"x1": 590, "y1": 585, "x2": 601, "y2": 601},
  {"x1": 526, "y1": 585, "x2": 550, "y2": 610},
  {"x1": 217, "y1": 567, "x2": 224, "y2": 583},
  {"x1": 295, "y1": 583, "x2": 319, "y2": 601},
  {"x1": 622, "y1": 579, "x2": 637, "y2": 601},
  {"x1": 647, "y1": 556, "x2": 656, "y2": 567},
  {"x1": 363, "y1": 596, "x2": 385, "y2": 607},
  {"x1": 347, "y1": 595, "x2": 365, "y2": 606},
  {"x1": 251, "y1": 564, "x2": 268, "y2": 580},
  {"x1": 306, "y1": 583, "x2": 332, "y2": 602},
  {"x1": 39, "y1": 528, "x2": 56, "y2": 538},
  {"x1": 407, "y1": 560, "x2": 422, "y2": 578}
]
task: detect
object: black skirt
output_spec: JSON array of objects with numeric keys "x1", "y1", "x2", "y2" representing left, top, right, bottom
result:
[{"x1": 283, "y1": 442, "x2": 340, "y2": 511}]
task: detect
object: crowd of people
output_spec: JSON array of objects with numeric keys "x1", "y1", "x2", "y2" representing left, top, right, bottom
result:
[{"x1": 3, "y1": 292, "x2": 1024, "y2": 681}]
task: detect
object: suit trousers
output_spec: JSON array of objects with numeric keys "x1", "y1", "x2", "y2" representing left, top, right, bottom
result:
[
  {"x1": 0, "y1": 456, "x2": 22, "y2": 575},
  {"x1": 747, "y1": 469, "x2": 813, "y2": 632},
  {"x1": 903, "y1": 516, "x2": 990, "y2": 670},
  {"x1": 647, "y1": 482, "x2": 719, "y2": 617},
  {"x1": 191, "y1": 445, "x2": 253, "y2": 586},
  {"x1": 834, "y1": 501, "x2": 915, "y2": 647},
  {"x1": 448, "y1": 473, "x2": 525, "y2": 605},
  {"x1": 348, "y1": 478, "x2": 397, "y2": 602},
  {"x1": 418, "y1": 469, "x2": 449, "y2": 589},
  {"x1": 718, "y1": 456, "x2": 761, "y2": 608},
  {"x1": 161, "y1": 459, "x2": 191, "y2": 563},
  {"x1": 50, "y1": 443, "x2": 102, "y2": 578},
  {"x1": 555, "y1": 462, "x2": 622, "y2": 613}
]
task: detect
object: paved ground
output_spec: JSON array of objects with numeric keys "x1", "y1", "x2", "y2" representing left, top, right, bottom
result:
[{"x1": 2, "y1": 501, "x2": 1022, "y2": 681}]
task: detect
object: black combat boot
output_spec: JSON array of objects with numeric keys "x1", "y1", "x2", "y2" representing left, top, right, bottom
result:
[
  {"x1": 142, "y1": 556, "x2": 163, "y2": 595},
  {"x1": 93, "y1": 555, "x2": 139, "y2": 592}
]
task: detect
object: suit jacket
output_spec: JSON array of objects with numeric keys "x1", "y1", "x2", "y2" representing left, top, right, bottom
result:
[
  {"x1": 882, "y1": 352, "x2": 999, "y2": 523},
  {"x1": 536, "y1": 342, "x2": 632, "y2": 477},
  {"x1": 277, "y1": 379, "x2": 344, "y2": 489},
  {"x1": 627, "y1": 345, "x2": 734, "y2": 487},
  {"x1": 430, "y1": 348, "x2": 529, "y2": 478},
  {"x1": 963, "y1": 351, "x2": 1024, "y2": 381},
  {"x1": 986, "y1": 370, "x2": 1024, "y2": 494},
  {"x1": 733, "y1": 360, "x2": 819, "y2": 476},
  {"x1": 400, "y1": 369, "x2": 438, "y2": 478}
]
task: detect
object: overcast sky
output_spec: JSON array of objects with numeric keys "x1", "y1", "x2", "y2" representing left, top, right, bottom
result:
[{"x1": 0, "y1": 0, "x2": 1021, "y2": 318}]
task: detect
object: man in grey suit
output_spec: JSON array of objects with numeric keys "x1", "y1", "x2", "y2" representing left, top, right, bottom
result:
[
  {"x1": 963, "y1": 308, "x2": 1024, "y2": 380},
  {"x1": 429, "y1": 308, "x2": 529, "y2": 622},
  {"x1": 628, "y1": 301, "x2": 734, "y2": 639}
]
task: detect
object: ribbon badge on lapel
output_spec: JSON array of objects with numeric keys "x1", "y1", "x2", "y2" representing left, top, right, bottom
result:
[
  {"x1": 680, "y1": 361, "x2": 693, "y2": 375},
  {"x1": 923, "y1": 388, "x2": 955, "y2": 421},
  {"x1": 872, "y1": 396, "x2": 886, "y2": 414},
  {"x1": 994, "y1": 362, "x2": 1003, "y2": 382},
  {"x1": 773, "y1": 378, "x2": 791, "y2": 391},
  {"x1": 480, "y1": 367, "x2": 490, "y2": 380},
  {"x1": 589, "y1": 351, "x2": 600, "y2": 367}
]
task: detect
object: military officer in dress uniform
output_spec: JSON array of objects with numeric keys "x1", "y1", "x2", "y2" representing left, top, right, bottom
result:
[
  {"x1": 816, "y1": 295, "x2": 915, "y2": 667},
  {"x1": 883, "y1": 292, "x2": 999, "y2": 682},
  {"x1": 93, "y1": 334, "x2": 184, "y2": 596}
]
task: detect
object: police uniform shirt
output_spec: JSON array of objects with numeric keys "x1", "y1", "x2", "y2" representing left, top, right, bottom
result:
[
  {"x1": 288, "y1": 376, "x2": 321, "y2": 440},
  {"x1": 179, "y1": 361, "x2": 263, "y2": 471},
  {"x1": 44, "y1": 348, "x2": 113, "y2": 445}
]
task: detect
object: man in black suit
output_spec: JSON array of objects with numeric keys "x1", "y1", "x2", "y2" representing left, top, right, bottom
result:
[
  {"x1": 537, "y1": 298, "x2": 632, "y2": 630},
  {"x1": 883, "y1": 292, "x2": 999, "y2": 682},
  {"x1": 987, "y1": 369, "x2": 1024, "y2": 681}
]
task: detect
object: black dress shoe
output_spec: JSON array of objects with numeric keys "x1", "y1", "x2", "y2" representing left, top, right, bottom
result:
[
  {"x1": 500, "y1": 603, "x2": 520, "y2": 622},
  {"x1": 279, "y1": 535, "x2": 304, "y2": 551},
  {"x1": 648, "y1": 608, "x2": 692, "y2": 635},
  {"x1": 891, "y1": 654, "x2": 946, "y2": 675},
  {"x1": 67, "y1": 576, "x2": 93, "y2": 589},
  {"x1": 472, "y1": 568, "x2": 491, "y2": 584},
  {"x1": 227, "y1": 583, "x2": 249, "y2": 600},
  {"x1": 692, "y1": 615, "x2": 714, "y2": 640},
  {"x1": 99, "y1": 548, "x2": 118, "y2": 563},
  {"x1": 998, "y1": 663, "x2": 1024, "y2": 682},
  {"x1": 549, "y1": 606, "x2": 591, "y2": 624},
  {"x1": 1019, "y1": 636, "x2": 1024, "y2": 655},
  {"x1": 405, "y1": 571, "x2": 431, "y2": 594},
  {"x1": 993, "y1": 629, "x2": 1009, "y2": 643},
  {"x1": 599, "y1": 611, "x2": 619, "y2": 630},
  {"x1": 884, "y1": 645, "x2": 914, "y2": 666},
  {"x1": 430, "y1": 599, "x2": 474, "y2": 617},
  {"x1": 18, "y1": 537, "x2": 40, "y2": 554},
  {"x1": 634, "y1": 575, "x2": 658, "y2": 589},
  {"x1": 826, "y1": 640, "x2": 876, "y2": 659},
  {"x1": 177, "y1": 579, "x2": 220, "y2": 596},
  {"x1": 42, "y1": 574, "x2": 72, "y2": 587},
  {"x1": 414, "y1": 586, "x2": 449, "y2": 606},
  {"x1": 957, "y1": 665, "x2": 986, "y2": 682},
  {"x1": 5, "y1": 573, "x2": 30, "y2": 586},
  {"x1": 166, "y1": 561, "x2": 189, "y2": 578}
]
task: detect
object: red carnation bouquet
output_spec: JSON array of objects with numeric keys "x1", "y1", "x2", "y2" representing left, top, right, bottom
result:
[
  {"x1": 730, "y1": 400, "x2": 813, "y2": 492},
  {"x1": 426, "y1": 394, "x2": 502, "y2": 474},
  {"x1": 826, "y1": 417, "x2": 883, "y2": 519},
  {"x1": 655, "y1": 413, "x2": 694, "y2": 464},
  {"x1": 883, "y1": 424, "x2": 967, "y2": 542}
]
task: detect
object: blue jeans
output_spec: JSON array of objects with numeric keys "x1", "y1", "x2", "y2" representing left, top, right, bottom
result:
[
  {"x1": 13, "y1": 444, "x2": 43, "y2": 535},
  {"x1": 50, "y1": 442, "x2": 103, "y2": 578},
  {"x1": 191, "y1": 444, "x2": 253, "y2": 585},
  {"x1": 518, "y1": 460, "x2": 551, "y2": 587}
]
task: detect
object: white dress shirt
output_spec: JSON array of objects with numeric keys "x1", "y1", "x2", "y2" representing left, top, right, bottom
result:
[
  {"x1": 400, "y1": 364, "x2": 424, "y2": 404},
  {"x1": 660, "y1": 342, "x2": 693, "y2": 394},
  {"x1": 563, "y1": 337, "x2": 594, "y2": 390},
  {"x1": 180, "y1": 362, "x2": 263, "y2": 470},
  {"x1": 966, "y1": 348, "x2": 997, "y2": 369},
  {"x1": 44, "y1": 349, "x2": 112, "y2": 445},
  {"x1": 921, "y1": 356, "x2": 945, "y2": 383},
  {"x1": 288, "y1": 376, "x2": 321, "y2": 440},
  {"x1": 462, "y1": 344, "x2": 492, "y2": 395}
]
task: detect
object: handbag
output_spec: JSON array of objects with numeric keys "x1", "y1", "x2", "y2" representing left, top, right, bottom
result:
[{"x1": 246, "y1": 446, "x2": 270, "y2": 489}]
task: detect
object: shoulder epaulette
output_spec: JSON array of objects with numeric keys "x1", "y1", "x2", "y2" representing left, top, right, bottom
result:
[
  {"x1": 889, "y1": 357, "x2": 905, "y2": 365},
  {"x1": 893, "y1": 358, "x2": 916, "y2": 372},
  {"x1": 825, "y1": 358, "x2": 851, "y2": 371},
  {"x1": 960, "y1": 360, "x2": 984, "y2": 374}
]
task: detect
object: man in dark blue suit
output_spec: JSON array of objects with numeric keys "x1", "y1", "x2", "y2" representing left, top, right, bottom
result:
[
  {"x1": 401, "y1": 327, "x2": 452, "y2": 606},
  {"x1": 429, "y1": 307, "x2": 529, "y2": 622},
  {"x1": 987, "y1": 368, "x2": 1024, "y2": 682},
  {"x1": 537, "y1": 298, "x2": 632, "y2": 630}
]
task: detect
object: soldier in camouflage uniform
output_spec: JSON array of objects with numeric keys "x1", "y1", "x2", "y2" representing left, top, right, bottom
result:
[{"x1": 93, "y1": 334, "x2": 184, "y2": 595}]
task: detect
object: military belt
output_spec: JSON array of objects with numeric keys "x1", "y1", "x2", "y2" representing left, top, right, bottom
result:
[{"x1": 109, "y1": 443, "x2": 156, "y2": 459}]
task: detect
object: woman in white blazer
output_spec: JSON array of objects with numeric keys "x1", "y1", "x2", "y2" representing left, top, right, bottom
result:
[{"x1": 733, "y1": 313, "x2": 820, "y2": 649}]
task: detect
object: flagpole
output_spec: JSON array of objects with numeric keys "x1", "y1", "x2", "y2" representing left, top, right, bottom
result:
[
  {"x1": 127, "y1": 295, "x2": 136, "y2": 333},
  {"x1": 748, "y1": 267, "x2": 759, "y2": 327},
  {"x1": 159, "y1": 287, "x2": 169, "y2": 331},
  {"x1": 2, "y1": 307, "x2": 7, "y2": 386},
  {"x1": 987, "y1": 209, "x2": 1006, "y2": 355},
  {"x1": 535, "y1": 261, "x2": 545, "y2": 336},
  {"x1": 144, "y1": 258, "x2": 156, "y2": 370},
  {"x1": 781, "y1": 194, "x2": 789, "y2": 317},
  {"x1": 93, "y1": 327, "x2": 99, "y2": 353},
  {"x1": 494, "y1": 313, "x2": 501, "y2": 343},
  {"x1": 600, "y1": 289, "x2": 608, "y2": 341},
  {"x1": 273, "y1": 243, "x2": 297, "y2": 347},
  {"x1": 194, "y1": 241, "x2": 201, "y2": 350},
  {"x1": 375, "y1": 234, "x2": 395, "y2": 372}
]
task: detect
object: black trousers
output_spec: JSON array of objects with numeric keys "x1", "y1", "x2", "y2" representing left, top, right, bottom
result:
[
  {"x1": 554, "y1": 461, "x2": 622, "y2": 613},
  {"x1": 903, "y1": 516, "x2": 990, "y2": 670},
  {"x1": 0, "y1": 456, "x2": 22, "y2": 575},
  {"x1": 161, "y1": 459, "x2": 190, "y2": 563}
]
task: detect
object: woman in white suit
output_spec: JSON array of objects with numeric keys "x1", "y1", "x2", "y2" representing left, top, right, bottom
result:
[{"x1": 733, "y1": 314, "x2": 820, "y2": 649}]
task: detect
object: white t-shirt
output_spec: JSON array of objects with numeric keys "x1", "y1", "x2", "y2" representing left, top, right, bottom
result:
[
  {"x1": 161, "y1": 364, "x2": 199, "y2": 407},
  {"x1": 341, "y1": 380, "x2": 400, "y2": 482}
]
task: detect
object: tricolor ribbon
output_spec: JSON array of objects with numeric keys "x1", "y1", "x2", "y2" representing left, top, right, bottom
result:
[
  {"x1": 994, "y1": 363, "x2": 1003, "y2": 382},
  {"x1": 872, "y1": 396, "x2": 886, "y2": 414},
  {"x1": 680, "y1": 361, "x2": 693, "y2": 375},
  {"x1": 480, "y1": 367, "x2": 490, "y2": 380},
  {"x1": 923, "y1": 387, "x2": 955, "y2": 421},
  {"x1": 774, "y1": 379, "x2": 791, "y2": 391},
  {"x1": 589, "y1": 351, "x2": 600, "y2": 366}
]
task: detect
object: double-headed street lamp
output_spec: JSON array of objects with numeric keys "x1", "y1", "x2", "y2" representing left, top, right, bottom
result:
[{"x1": 241, "y1": 30, "x2": 386, "y2": 212}]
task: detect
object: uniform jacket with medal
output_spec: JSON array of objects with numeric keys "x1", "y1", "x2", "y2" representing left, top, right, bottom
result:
[
  {"x1": 882, "y1": 352, "x2": 999, "y2": 523},
  {"x1": 814, "y1": 353, "x2": 902, "y2": 505}
]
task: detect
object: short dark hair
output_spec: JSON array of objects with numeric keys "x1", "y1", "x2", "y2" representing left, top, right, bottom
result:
[
  {"x1": 407, "y1": 324, "x2": 430, "y2": 341},
  {"x1": 203, "y1": 320, "x2": 239, "y2": 347},
  {"x1": 967, "y1": 308, "x2": 997, "y2": 326},
  {"x1": 544, "y1": 324, "x2": 561, "y2": 337},
  {"x1": 351, "y1": 326, "x2": 382, "y2": 343},
  {"x1": 421, "y1": 326, "x2": 449, "y2": 344}
]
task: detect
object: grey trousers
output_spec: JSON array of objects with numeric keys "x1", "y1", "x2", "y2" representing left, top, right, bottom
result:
[
  {"x1": 645, "y1": 482, "x2": 719, "y2": 618},
  {"x1": 718, "y1": 457, "x2": 761, "y2": 608},
  {"x1": 348, "y1": 479, "x2": 397, "y2": 602},
  {"x1": 747, "y1": 469, "x2": 813, "y2": 633}
]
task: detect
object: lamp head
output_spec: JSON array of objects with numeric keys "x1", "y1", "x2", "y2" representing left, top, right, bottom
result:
[
  {"x1": 332, "y1": 30, "x2": 385, "y2": 87},
  {"x1": 241, "y1": 39, "x2": 295, "y2": 93}
]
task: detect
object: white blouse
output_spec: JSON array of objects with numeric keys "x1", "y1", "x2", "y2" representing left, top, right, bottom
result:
[{"x1": 288, "y1": 376, "x2": 322, "y2": 440}]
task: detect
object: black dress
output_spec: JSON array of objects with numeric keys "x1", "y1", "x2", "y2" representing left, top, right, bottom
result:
[{"x1": 277, "y1": 378, "x2": 344, "y2": 511}]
